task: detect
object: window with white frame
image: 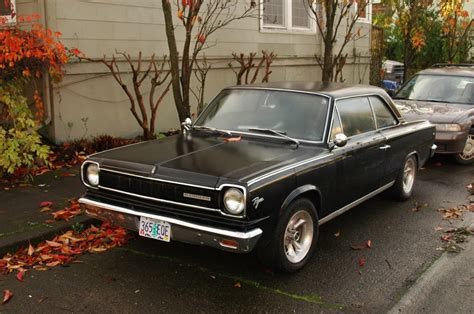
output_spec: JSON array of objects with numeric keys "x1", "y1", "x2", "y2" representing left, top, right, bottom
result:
[
  {"x1": 261, "y1": 0, "x2": 314, "y2": 33},
  {"x1": 353, "y1": 0, "x2": 372, "y2": 23},
  {"x1": 0, "y1": 0, "x2": 16, "y2": 23}
]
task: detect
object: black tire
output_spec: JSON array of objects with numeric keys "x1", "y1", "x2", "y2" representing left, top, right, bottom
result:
[
  {"x1": 389, "y1": 155, "x2": 418, "y2": 201},
  {"x1": 258, "y1": 198, "x2": 318, "y2": 273},
  {"x1": 453, "y1": 133, "x2": 474, "y2": 165}
]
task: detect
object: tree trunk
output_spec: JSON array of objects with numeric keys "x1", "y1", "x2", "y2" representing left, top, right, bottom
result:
[{"x1": 161, "y1": 0, "x2": 187, "y2": 123}]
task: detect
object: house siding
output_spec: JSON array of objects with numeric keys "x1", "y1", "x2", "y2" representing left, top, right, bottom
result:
[{"x1": 22, "y1": 0, "x2": 371, "y2": 142}]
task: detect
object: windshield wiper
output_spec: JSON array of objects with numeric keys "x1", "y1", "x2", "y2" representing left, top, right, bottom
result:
[
  {"x1": 192, "y1": 125, "x2": 233, "y2": 136},
  {"x1": 247, "y1": 128, "x2": 300, "y2": 148}
]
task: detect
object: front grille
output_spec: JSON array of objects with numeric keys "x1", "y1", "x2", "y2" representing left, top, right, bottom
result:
[{"x1": 99, "y1": 170, "x2": 220, "y2": 209}]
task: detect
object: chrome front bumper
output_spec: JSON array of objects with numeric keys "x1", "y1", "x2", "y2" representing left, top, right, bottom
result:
[{"x1": 78, "y1": 197, "x2": 262, "y2": 253}]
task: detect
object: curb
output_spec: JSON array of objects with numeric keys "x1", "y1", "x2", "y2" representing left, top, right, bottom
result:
[
  {"x1": 388, "y1": 213, "x2": 474, "y2": 313},
  {"x1": 0, "y1": 216, "x2": 98, "y2": 257}
]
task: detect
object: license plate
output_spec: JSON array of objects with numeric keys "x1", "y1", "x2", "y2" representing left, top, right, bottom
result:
[{"x1": 139, "y1": 216, "x2": 171, "y2": 242}]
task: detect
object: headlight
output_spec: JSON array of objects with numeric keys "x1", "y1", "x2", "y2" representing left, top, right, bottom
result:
[
  {"x1": 435, "y1": 124, "x2": 462, "y2": 132},
  {"x1": 223, "y1": 188, "x2": 245, "y2": 215},
  {"x1": 85, "y1": 163, "x2": 100, "y2": 186}
]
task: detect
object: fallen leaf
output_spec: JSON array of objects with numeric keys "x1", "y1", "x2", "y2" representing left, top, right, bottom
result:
[
  {"x1": 434, "y1": 226, "x2": 444, "y2": 231},
  {"x1": 351, "y1": 244, "x2": 366, "y2": 250},
  {"x1": 28, "y1": 244, "x2": 34, "y2": 256},
  {"x1": 45, "y1": 261, "x2": 61, "y2": 267},
  {"x1": 59, "y1": 172, "x2": 76, "y2": 177},
  {"x1": 234, "y1": 282, "x2": 241, "y2": 288},
  {"x1": 224, "y1": 136, "x2": 242, "y2": 142},
  {"x1": 40, "y1": 207, "x2": 52, "y2": 213},
  {"x1": 37, "y1": 297, "x2": 48, "y2": 304},
  {"x1": 39, "y1": 201, "x2": 53, "y2": 208},
  {"x1": 366, "y1": 240, "x2": 372, "y2": 248},
  {"x1": 359, "y1": 258, "x2": 366, "y2": 267},
  {"x1": 45, "y1": 240, "x2": 62, "y2": 248},
  {"x1": 16, "y1": 271, "x2": 25, "y2": 282},
  {"x1": 2, "y1": 289, "x2": 13, "y2": 304},
  {"x1": 441, "y1": 235, "x2": 452, "y2": 242},
  {"x1": 334, "y1": 231, "x2": 341, "y2": 237}
]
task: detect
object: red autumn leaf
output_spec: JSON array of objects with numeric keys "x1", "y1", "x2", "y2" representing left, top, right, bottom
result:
[
  {"x1": 359, "y1": 258, "x2": 366, "y2": 267},
  {"x1": 16, "y1": 271, "x2": 25, "y2": 282},
  {"x1": 39, "y1": 201, "x2": 53, "y2": 208},
  {"x1": 2, "y1": 289, "x2": 13, "y2": 304},
  {"x1": 441, "y1": 235, "x2": 451, "y2": 242},
  {"x1": 59, "y1": 172, "x2": 76, "y2": 177}
]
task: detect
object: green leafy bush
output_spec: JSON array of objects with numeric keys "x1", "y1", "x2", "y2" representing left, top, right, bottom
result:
[{"x1": 0, "y1": 82, "x2": 50, "y2": 175}]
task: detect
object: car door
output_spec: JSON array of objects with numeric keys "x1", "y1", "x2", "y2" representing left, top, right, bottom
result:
[
  {"x1": 332, "y1": 96, "x2": 387, "y2": 209},
  {"x1": 368, "y1": 96, "x2": 401, "y2": 185}
]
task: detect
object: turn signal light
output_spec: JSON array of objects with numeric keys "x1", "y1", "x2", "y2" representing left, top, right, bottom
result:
[{"x1": 219, "y1": 239, "x2": 239, "y2": 249}]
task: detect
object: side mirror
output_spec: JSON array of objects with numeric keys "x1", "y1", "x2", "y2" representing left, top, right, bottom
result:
[
  {"x1": 181, "y1": 117, "x2": 192, "y2": 133},
  {"x1": 334, "y1": 133, "x2": 348, "y2": 147}
]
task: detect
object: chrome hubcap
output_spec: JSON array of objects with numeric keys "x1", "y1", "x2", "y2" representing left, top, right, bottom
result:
[
  {"x1": 458, "y1": 135, "x2": 474, "y2": 161},
  {"x1": 283, "y1": 210, "x2": 313, "y2": 264},
  {"x1": 403, "y1": 158, "x2": 416, "y2": 194}
]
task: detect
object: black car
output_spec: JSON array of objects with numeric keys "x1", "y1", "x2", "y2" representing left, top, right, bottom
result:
[{"x1": 79, "y1": 82, "x2": 436, "y2": 272}]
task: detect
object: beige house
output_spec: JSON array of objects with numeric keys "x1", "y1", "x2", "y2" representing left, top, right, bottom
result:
[{"x1": 6, "y1": 0, "x2": 373, "y2": 142}]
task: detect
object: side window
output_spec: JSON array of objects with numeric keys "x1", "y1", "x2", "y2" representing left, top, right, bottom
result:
[
  {"x1": 369, "y1": 96, "x2": 398, "y2": 129},
  {"x1": 336, "y1": 97, "x2": 375, "y2": 137},
  {"x1": 330, "y1": 110, "x2": 343, "y2": 140}
]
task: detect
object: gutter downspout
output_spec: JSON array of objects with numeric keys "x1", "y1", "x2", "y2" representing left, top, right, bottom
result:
[{"x1": 39, "y1": 0, "x2": 53, "y2": 127}]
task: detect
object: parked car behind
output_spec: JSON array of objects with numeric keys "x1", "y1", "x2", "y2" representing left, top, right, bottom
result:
[
  {"x1": 393, "y1": 64, "x2": 474, "y2": 164},
  {"x1": 79, "y1": 82, "x2": 436, "y2": 272}
]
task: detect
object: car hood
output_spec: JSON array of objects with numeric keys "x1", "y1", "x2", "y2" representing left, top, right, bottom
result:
[
  {"x1": 393, "y1": 99, "x2": 473, "y2": 124},
  {"x1": 89, "y1": 133, "x2": 326, "y2": 188}
]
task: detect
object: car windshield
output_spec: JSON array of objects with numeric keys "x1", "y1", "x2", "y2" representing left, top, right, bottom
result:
[
  {"x1": 195, "y1": 89, "x2": 330, "y2": 141},
  {"x1": 395, "y1": 74, "x2": 474, "y2": 104}
]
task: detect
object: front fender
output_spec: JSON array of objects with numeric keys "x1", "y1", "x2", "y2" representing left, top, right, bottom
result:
[{"x1": 280, "y1": 184, "x2": 322, "y2": 215}]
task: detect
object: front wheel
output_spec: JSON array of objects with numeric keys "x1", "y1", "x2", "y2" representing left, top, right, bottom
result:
[
  {"x1": 453, "y1": 133, "x2": 474, "y2": 165},
  {"x1": 389, "y1": 155, "x2": 417, "y2": 201},
  {"x1": 258, "y1": 198, "x2": 318, "y2": 273}
]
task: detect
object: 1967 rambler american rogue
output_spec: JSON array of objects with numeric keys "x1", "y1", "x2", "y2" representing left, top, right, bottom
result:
[{"x1": 79, "y1": 82, "x2": 436, "y2": 272}]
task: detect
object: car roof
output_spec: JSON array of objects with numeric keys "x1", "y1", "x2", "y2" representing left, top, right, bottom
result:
[
  {"x1": 226, "y1": 81, "x2": 386, "y2": 99},
  {"x1": 416, "y1": 66, "x2": 474, "y2": 77}
]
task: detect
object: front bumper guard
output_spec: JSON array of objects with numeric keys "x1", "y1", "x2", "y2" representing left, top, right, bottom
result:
[
  {"x1": 430, "y1": 144, "x2": 437, "y2": 158},
  {"x1": 78, "y1": 197, "x2": 262, "y2": 253}
]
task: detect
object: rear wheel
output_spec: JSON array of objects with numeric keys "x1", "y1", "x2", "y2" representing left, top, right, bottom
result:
[
  {"x1": 258, "y1": 198, "x2": 318, "y2": 273},
  {"x1": 453, "y1": 133, "x2": 474, "y2": 165},
  {"x1": 389, "y1": 155, "x2": 417, "y2": 201}
]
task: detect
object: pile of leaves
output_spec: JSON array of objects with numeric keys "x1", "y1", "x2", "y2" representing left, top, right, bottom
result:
[
  {"x1": 438, "y1": 204, "x2": 474, "y2": 220},
  {"x1": 0, "y1": 223, "x2": 127, "y2": 274},
  {"x1": 439, "y1": 227, "x2": 474, "y2": 253},
  {"x1": 39, "y1": 199, "x2": 83, "y2": 222}
]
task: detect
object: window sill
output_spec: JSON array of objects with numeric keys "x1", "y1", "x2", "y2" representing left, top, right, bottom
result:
[{"x1": 260, "y1": 27, "x2": 316, "y2": 36}]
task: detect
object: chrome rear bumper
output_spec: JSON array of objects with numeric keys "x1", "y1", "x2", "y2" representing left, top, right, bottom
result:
[{"x1": 78, "y1": 197, "x2": 262, "y2": 253}]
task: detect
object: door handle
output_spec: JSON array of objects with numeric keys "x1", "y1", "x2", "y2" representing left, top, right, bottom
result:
[{"x1": 379, "y1": 144, "x2": 391, "y2": 151}]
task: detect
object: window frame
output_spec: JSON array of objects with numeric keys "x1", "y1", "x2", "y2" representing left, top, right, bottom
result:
[
  {"x1": 334, "y1": 96, "x2": 377, "y2": 138},
  {"x1": 0, "y1": 0, "x2": 16, "y2": 24},
  {"x1": 353, "y1": 0, "x2": 373, "y2": 24},
  {"x1": 260, "y1": 0, "x2": 316, "y2": 34}
]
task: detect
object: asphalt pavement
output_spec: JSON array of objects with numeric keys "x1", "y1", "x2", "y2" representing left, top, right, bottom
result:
[{"x1": 0, "y1": 156, "x2": 472, "y2": 313}]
